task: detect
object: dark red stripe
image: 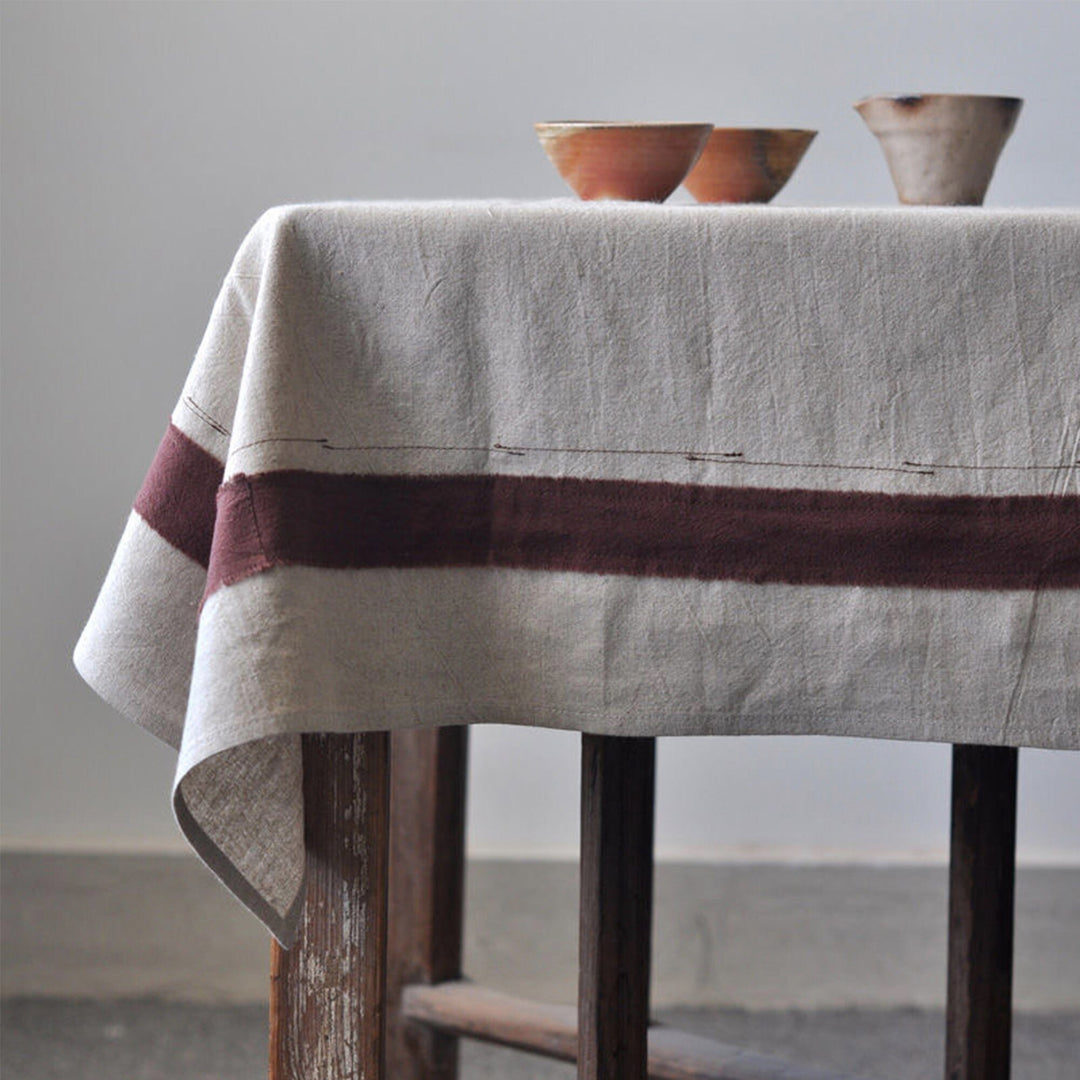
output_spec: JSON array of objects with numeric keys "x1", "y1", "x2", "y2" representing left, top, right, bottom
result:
[
  {"x1": 134, "y1": 423, "x2": 224, "y2": 568},
  {"x1": 204, "y1": 470, "x2": 1080, "y2": 597}
]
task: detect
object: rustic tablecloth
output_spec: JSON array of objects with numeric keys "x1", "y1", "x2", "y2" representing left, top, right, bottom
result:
[{"x1": 75, "y1": 201, "x2": 1080, "y2": 942}]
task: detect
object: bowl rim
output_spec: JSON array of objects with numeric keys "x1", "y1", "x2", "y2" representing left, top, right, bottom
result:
[
  {"x1": 853, "y1": 93, "x2": 1023, "y2": 109},
  {"x1": 534, "y1": 121, "x2": 714, "y2": 131},
  {"x1": 704, "y1": 127, "x2": 818, "y2": 137}
]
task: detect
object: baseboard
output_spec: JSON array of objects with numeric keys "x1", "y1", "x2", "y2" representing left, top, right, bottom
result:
[{"x1": 3, "y1": 852, "x2": 1077, "y2": 1008}]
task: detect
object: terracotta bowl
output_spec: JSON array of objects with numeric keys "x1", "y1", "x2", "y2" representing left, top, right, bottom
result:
[
  {"x1": 683, "y1": 128, "x2": 817, "y2": 204},
  {"x1": 535, "y1": 121, "x2": 713, "y2": 202},
  {"x1": 854, "y1": 94, "x2": 1022, "y2": 205}
]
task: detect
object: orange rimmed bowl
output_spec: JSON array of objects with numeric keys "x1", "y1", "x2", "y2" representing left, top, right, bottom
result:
[
  {"x1": 535, "y1": 121, "x2": 713, "y2": 202},
  {"x1": 683, "y1": 128, "x2": 817, "y2": 204}
]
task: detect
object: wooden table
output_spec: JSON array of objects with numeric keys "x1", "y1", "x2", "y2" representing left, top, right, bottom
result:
[{"x1": 268, "y1": 730, "x2": 1018, "y2": 1080}]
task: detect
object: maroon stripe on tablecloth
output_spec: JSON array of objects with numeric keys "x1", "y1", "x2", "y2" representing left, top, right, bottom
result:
[
  {"x1": 203, "y1": 470, "x2": 1080, "y2": 598},
  {"x1": 134, "y1": 423, "x2": 224, "y2": 568}
]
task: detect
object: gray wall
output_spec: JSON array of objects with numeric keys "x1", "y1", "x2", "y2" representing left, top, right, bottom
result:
[{"x1": 3, "y1": 0, "x2": 1079, "y2": 859}]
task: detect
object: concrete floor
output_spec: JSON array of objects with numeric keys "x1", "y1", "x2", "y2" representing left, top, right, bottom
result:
[{"x1": 2, "y1": 999, "x2": 1079, "y2": 1080}]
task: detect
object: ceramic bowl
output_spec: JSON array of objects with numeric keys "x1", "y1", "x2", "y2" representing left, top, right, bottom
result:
[
  {"x1": 854, "y1": 94, "x2": 1022, "y2": 205},
  {"x1": 534, "y1": 121, "x2": 713, "y2": 202},
  {"x1": 682, "y1": 128, "x2": 817, "y2": 204}
]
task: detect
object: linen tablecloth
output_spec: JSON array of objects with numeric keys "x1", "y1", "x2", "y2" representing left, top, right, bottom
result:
[{"x1": 75, "y1": 201, "x2": 1079, "y2": 943}]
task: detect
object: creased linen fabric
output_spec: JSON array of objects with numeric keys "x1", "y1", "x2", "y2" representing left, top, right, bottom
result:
[{"x1": 75, "y1": 201, "x2": 1080, "y2": 943}]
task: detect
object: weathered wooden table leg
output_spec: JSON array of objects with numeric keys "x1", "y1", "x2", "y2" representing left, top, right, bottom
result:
[
  {"x1": 270, "y1": 731, "x2": 391, "y2": 1080},
  {"x1": 579, "y1": 734, "x2": 656, "y2": 1080},
  {"x1": 946, "y1": 744, "x2": 1018, "y2": 1080},
  {"x1": 387, "y1": 727, "x2": 469, "y2": 1080}
]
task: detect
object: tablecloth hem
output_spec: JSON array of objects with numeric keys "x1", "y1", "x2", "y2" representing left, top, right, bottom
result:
[{"x1": 176, "y1": 705, "x2": 1079, "y2": 765}]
